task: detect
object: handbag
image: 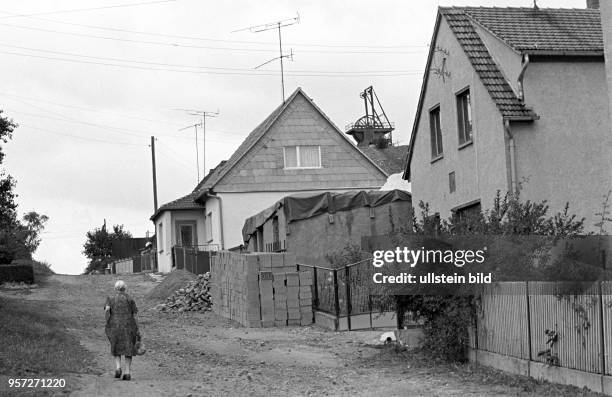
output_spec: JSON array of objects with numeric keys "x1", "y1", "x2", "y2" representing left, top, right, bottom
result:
[{"x1": 135, "y1": 336, "x2": 146, "y2": 355}]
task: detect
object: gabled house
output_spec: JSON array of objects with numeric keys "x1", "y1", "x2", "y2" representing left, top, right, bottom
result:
[
  {"x1": 403, "y1": 5, "x2": 611, "y2": 230},
  {"x1": 152, "y1": 88, "x2": 390, "y2": 272}
]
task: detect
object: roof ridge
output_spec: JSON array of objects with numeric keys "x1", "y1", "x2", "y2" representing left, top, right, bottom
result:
[
  {"x1": 440, "y1": 6, "x2": 600, "y2": 11},
  {"x1": 192, "y1": 87, "x2": 305, "y2": 195}
]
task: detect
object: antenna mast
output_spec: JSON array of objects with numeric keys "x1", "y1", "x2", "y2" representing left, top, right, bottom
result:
[
  {"x1": 233, "y1": 13, "x2": 299, "y2": 102},
  {"x1": 177, "y1": 108, "x2": 220, "y2": 180}
]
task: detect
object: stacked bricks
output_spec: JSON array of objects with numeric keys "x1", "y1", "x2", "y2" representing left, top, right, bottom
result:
[
  {"x1": 298, "y1": 270, "x2": 313, "y2": 325},
  {"x1": 209, "y1": 251, "x2": 313, "y2": 328},
  {"x1": 209, "y1": 251, "x2": 261, "y2": 327}
]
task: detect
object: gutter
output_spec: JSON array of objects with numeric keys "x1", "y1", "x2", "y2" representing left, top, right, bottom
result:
[
  {"x1": 504, "y1": 120, "x2": 518, "y2": 194},
  {"x1": 517, "y1": 54, "x2": 530, "y2": 102}
]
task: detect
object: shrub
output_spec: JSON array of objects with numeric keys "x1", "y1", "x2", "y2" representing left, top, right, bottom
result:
[{"x1": 0, "y1": 262, "x2": 34, "y2": 284}]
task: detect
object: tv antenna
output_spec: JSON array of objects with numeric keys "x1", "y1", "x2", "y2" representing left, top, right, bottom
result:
[
  {"x1": 233, "y1": 13, "x2": 299, "y2": 102},
  {"x1": 176, "y1": 108, "x2": 220, "y2": 182}
]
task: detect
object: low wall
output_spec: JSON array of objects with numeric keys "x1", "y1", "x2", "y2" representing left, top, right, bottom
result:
[
  {"x1": 470, "y1": 348, "x2": 612, "y2": 395},
  {"x1": 210, "y1": 251, "x2": 313, "y2": 327}
]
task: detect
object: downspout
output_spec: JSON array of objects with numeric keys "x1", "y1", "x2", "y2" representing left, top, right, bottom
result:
[
  {"x1": 207, "y1": 192, "x2": 225, "y2": 250},
  {"x1": 517, "y1": 54, "x2": 530, "y2": 102},
  {"x1": 504, "y1": 119, "x2": 518, "y2": 194}
]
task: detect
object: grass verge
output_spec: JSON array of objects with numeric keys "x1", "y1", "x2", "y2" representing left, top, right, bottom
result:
[{"x1": 0, "y1": 296, "x2": 94, "y2": 375}]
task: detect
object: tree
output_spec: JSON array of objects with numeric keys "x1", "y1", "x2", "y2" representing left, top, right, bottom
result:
[
  {"x1": 20, "y1": 212, "x2": 49, "y2": 254},
  {"x1": 0, "y1": 110, "x2": 17, "y2": 230},
  {"x1": 82, "y1": 223, "x2": 132, "y2": 273}
]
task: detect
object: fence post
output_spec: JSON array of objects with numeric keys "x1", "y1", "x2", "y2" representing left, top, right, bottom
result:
[
  {"x1": 526, "y1": 281, "x2": 532, "y2": 362},
  {"x1": 368, "y1": 294, "x2": 373, "y2": 329},
  {"x1": 182, "y1": 247, "x2": 187, "y2": 270},
  {"x1": 599, "y1": 281, "x2": 606, "y2": 375},
  {"x1": 313, "y1": 267, "x2": 319, "y2": 309},
  {"x1": 345, "y1": 266, "x2": 352, "y2": 331},
  {"x1": 333, "y1": 269, "x2": 340, "y2": 330}
]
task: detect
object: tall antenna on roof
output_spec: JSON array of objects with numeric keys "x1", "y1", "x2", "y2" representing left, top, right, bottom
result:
[
  {"x1": 176, "y1": 108, "x2": 220, "y2": 182},
  {"x1": 232, "y1": 13, "x2": 300, "y2": 103}
]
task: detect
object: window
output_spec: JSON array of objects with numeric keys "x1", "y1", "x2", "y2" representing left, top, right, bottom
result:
[
  {"x1": 157, "y1": 222, "x2": 164, "y2": 253},
  {"x1": 429, "y1": 106, "x2": 443, "y2": 158},
  {"x1": 449, "y1": 171, "x2": 456, "y2": 193},
  {"x1": 176, "y1": 221, "x2": 197, "y2": 247},
  {"x1": 205, "y1": 212, "x2": 213, "y2": 242},
  {"x1": 284, "y1": 145, "x2": 321, "y2": 168},
  {"x1": 456, "y1": 89, "x2": 473, "y2": 145}
]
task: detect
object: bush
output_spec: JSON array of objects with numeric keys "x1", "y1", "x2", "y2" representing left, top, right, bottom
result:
[{"x1": 0, "y1": 263, "x2": 34, "y2": 284}]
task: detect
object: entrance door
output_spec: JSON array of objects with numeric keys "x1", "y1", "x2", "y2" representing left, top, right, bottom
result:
[{"x1": 176, "y1": 221, "x2": 197, "y2": 247}]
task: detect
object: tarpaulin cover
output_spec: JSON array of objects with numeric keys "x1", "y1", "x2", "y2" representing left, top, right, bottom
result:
[{"x1": 242, "y1": 189, "x2": 411, "y2": 242}]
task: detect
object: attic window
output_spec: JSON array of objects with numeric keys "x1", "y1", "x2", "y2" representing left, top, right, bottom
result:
[{"x1": 284, "y1": 145, "x2": 321, "y2": 169}]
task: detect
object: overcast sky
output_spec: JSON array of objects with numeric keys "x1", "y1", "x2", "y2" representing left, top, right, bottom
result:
[{"x1": 0, "y1": 0, "x2": 586, "y2": 274}]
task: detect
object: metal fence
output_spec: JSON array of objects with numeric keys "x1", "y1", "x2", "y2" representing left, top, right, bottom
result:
[
  {"x1": 173, "y1": 244, "x2": 219, "y2": 275},
  {"x1": 475, "y1": 281, "x2": 612, "y2": 375},
  {"x1": 297, "y1": 258, "x2": 397, "y2": 331}
]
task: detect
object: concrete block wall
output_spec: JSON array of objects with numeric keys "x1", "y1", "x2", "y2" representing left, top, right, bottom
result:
[
  {"x1": 210, "y1": 251, "x2": 262, "y2": 327},
  {"x1": 210, "y1": 251, "x2": 313, "y2": 327}
]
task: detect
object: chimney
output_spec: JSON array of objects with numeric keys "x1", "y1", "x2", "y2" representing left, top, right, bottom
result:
[{"x1": 586, "y1": 0, "x2": 599, "y2": 9}]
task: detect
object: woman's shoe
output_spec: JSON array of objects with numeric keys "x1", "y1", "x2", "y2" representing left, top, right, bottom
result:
[
  {"x1": 114, "y1": 369, "x2": 122, "y2": 378},
  {"x1": 122, "y1": 374, "x2": 131, "y2": 381}
]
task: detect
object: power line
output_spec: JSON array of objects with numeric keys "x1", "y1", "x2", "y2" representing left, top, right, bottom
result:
[
  {"x1": 0, "y1": 50, "x2": 421, "y2": 77},
  {"x1": 0, "y1": 43, "x2": 420, "y2": 75},
  {"x1": 0, "y1": 0, "x2": 176, "y2": 19},
  {"x1": 7, "y1": 107, "x2": 247, "y2": 143},
  {"x1": 4, "y1": 12, "x2": 424, "y2": 49},
  {"x1": 0, "y1": 91, "x2": 248, "y2": 137},
  {"x1": 0, "y1": 91, "x2": 184, "y2": 127},
  {"x1": 21, "y1": 124, "x2": 145, "y2": 146},
  {"x1": 0, "y1": 22, "x2": 426, "y2": 55},
  {"x1": 6, "y1": 108, "x2": 157, "y2": 138}
]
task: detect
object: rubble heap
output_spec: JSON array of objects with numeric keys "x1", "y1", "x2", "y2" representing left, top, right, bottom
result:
[{"x1": 154, "y1": 272, "x2": 212, "y2": 313}]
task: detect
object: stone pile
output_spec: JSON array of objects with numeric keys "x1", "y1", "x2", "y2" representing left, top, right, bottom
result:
[{"x1": 155, "y1": 272, "x2": 212, "y2": 313}]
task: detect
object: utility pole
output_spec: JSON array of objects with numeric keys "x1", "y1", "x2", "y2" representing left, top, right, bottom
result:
[
  {"x1": 150, "y1": 136, "x2": 158, "y2": 211},
  {"x1": 233, "y1": 13, "x2": 299, "y2": 102}
]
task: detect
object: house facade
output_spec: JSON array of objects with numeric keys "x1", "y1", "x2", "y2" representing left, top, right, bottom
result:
[
  {"x1": 152, "y1": 88, "x2": 390, "y2": 272},
  {"x1": 404, "y1": 6, "x2": 611, "y2": 230}
]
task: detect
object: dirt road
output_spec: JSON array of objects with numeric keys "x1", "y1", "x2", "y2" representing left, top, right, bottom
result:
[{"x1": 0, "y1": 274, "x2": 601, "y2": 396}]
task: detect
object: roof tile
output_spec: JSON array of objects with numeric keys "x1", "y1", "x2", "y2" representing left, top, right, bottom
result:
[{"x1": 441, "y1": 8, "x2": 536, "y2": 119}]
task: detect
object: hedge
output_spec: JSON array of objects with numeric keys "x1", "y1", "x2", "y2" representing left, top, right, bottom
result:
[{"x1": 0, "y1": 263, "x2": 34, "y2": 284}]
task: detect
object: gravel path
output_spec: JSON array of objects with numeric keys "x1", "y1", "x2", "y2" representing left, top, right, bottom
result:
[{"x1": 1, "y1": 273, "x2": 602, "y2": 397}]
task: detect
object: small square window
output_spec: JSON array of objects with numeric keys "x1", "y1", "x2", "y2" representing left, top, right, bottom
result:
[
  {"x1": 284, "y1": 145, "x2": 321, "y2": 168},
  {"x1": 449, "y1": 171, "x2": 456, "y2": 193}
]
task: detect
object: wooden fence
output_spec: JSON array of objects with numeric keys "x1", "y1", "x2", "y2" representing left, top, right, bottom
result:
[{"x1": 475, "y1": 281, "x2": 612, "y2": 375}]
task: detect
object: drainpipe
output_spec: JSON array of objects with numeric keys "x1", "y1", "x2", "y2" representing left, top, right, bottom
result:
[
  {"x1": 207, "y1": 192, "x2": 225, "y2": 250},
  {"x1": 504, "y1": 120, "x2": 518, "y2": 194},
  {"x1": 517, "y1": 54, "x2": 530, "y2": 102}
]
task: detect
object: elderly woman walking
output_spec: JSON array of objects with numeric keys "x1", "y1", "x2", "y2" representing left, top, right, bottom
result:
[{"x1": 104, "y1": 280, "x2": 140, "y2": 381}]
